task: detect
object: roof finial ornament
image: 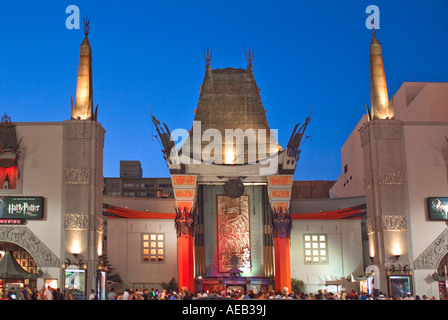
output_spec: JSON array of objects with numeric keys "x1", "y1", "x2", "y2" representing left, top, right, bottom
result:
[
  {"x1": 83, "y1": 15, "x2": 91, "y2": 37},
  {"x1": 371, "y1": 19, "x2": 376, "y2": 36},
  {"x1": 204, "y1": 47, "x2": 212, "y2": 67},
  {"x1": 245, "y1": 46, "x2": 254, "y2": 66}
]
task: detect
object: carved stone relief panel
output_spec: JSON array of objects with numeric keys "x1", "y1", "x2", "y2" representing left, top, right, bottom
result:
[
  {"x1": 381, "y1": 215, "x2": 408, "y2": 231},
  {"x1": 96, "y1": 127, "x2": 105, "y2": 147},
  {"x1": 95, "y1": 217, "x2": 104, "y2": 234},
  {"x1": 217, "y1": 195, "x2": 251, "y2": 273},
  {"x1": 360, "y1": 126, "x2": 370, "y2": 148},
  {"x1": 64, "y1": 213, "x2": 89, "y2": 230},
  {"x1": 64, "y1": 123, "x2": 91, "y2": 139},
  {"x1": 0, "y1": 226, "x2": 60, "y2": 267},
  {"x1": 65, "y1": 168, "x2": 90, "y2": 184},
  {"x1": 374, "y1": 123, "x2": 402, "y2": 140},
  {"x1": 378, "y1": 169, "x2": 405, "y2": 185},
  {"x1": 364, "y1": 172, "x2": 373, "y2": 190},
  {"x1": 415, "y1": 228, "x2": 448, "y2": 270},
  {"x1": 366, "y1": 217, "x2": 375, "y2": 235}
]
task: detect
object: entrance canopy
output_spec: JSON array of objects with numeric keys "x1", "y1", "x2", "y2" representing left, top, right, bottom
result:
[{"x1": 0, "y1": 251, "x2": 37, "y2": 280}]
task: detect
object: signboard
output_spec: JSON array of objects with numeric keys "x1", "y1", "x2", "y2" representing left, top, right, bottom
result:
[
  {"x1": 427, "y1": 197, "x2": 448, "y2": 221},
  {"x1": 0, "y1": 197, "x2": 44, "y2": 219},
  {"x1": 0, "y1": 219, "x2": 25, "y2": 225}
]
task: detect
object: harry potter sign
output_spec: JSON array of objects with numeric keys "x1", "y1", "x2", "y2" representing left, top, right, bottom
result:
[{"x1": 0, "y1": 197, "x2": 44, "y2": 219}]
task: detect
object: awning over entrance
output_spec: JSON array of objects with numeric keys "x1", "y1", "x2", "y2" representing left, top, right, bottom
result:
[
  {"x1": 290, "y1": 204, "x2": 366, "y2": 220},
  {"x1": 103, "y1": 203, "x2": 366, "y2": 220},
  {"x1": 103, "y1": 203, "x2": 176, "y2": 219},
  {"x1": 0, "y1": 251, "x2": 37, "y2": 280}
]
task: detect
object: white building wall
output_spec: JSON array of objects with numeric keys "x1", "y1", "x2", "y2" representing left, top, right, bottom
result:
[
  {"x1": 402, "y1": 123, "x2": 448, "y2": 260},
  {"x1": 2, "y1": 123, "x2": 65, "y2": 287},
  {"x1": 106, "y1": 218, "x2": 178, "y2": 292},
  {"x1": 330, "y1": 116, "x2": 367, "y2": 198},
  {"x1": 290, "y1": 219, "x2": 364, "y2": 293},
  {"x1": 329, "y1": 82, "x2": 448, "y2": 298},
  {"x1": 16, "y1": 123, "x2": 64, "y2": 257}
]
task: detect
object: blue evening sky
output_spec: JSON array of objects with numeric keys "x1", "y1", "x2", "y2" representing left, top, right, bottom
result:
[{"x1": 0, "y1": 0, "x2": 447, "y2": 180}]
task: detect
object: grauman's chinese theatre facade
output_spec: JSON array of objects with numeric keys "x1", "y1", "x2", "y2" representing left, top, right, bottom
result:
[{"x1": 150, "y1": 50, "x2": 311, "y2": 292}]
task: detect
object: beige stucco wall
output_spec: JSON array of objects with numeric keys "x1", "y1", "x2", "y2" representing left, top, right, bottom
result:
[
  {"x1": 103, "y1": 196, "x2": 177, "y2": 291},
  {"x1": 290, "y1": 219, "x2": 364, "y2": 293},
  {"x1": 5, "y1": 123, "x2": 64, "y2": 285},
  {"x1": 402, "y1": 123, "x2": 448, "y2": 259}
]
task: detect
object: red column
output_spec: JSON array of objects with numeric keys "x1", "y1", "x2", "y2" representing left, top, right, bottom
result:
[
  {"x1": 177, "y1": 234, "x2": 195, "y2": 292},
  {"x1": 274, "y1": 236, "x2": 291, "y2": 293},
  {"x1": 175, "y1": 205, "x2": 196, "y2": 292},
  {"x1": 271, "y1": 207, "x2": 292, "y2": 293}
]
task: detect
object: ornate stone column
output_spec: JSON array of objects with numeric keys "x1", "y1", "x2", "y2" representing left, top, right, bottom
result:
[
  {"x1": 171, "y1": 174, "x2": 197, "y2": 292},
  {"x1": 360, "y1": 120, "x2": 410, "y2": 293},
  {"x1": 267, "y1": 175, "x2": 293, "y2": 293},
  {"x1": 175, "y1": 206, "x2": 195, "y2": 292},
  {"x1": 271, "y1": 207, "x2": 292, "y2": 293}
]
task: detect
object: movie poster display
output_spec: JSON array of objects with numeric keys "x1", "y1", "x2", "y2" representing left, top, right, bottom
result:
[{"x1": 427, "y1": 197, "x2": 448, "y2": 221}]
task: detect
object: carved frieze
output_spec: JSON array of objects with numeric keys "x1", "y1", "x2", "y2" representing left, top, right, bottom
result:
[
  {"x1": 415, "y1": 228, "x2": 448, "y2": 270},
  {"x1": 378, "y1": 168, "x2": 405, "y2": 185},
  {"x1": 0, "y1": 226, "x2": 60, "y2": 267},
  {"x1": 360, "y1": 126, "x2": 370, "y2": 148},
  {"x1": 217, "y1": 195, "x2": 251, "y2": 273},
  {"x1": 96, "y1": 217, "x2": 104, "y2": 233},
  {"x1": 374, "y1": 123, "x2": 402, "y2": 140},
  {"x1": 366, "y1": 217, "x2": 375, "y2": 234},
  {"x1": 96, "y1": 127, "x2": 105, "y2": 147},
  {"x1": 366, "y1": 215, "x2": 408, "y2": 233},
  {"x1": 64, "y1": 213, "x2": 89, "y2": 230},
  {"x1": 382, "y1": 215, "x2": 407, "y2": 231},
  {"x1": 64, "y1": 123, "x2": 91, "y2": 139},
  {"x1": 65, "y1": 168, "x2": 90, "y2": 184},
  {"x1": 364, "y1": 172, "x2": 373, "y2": 190}
]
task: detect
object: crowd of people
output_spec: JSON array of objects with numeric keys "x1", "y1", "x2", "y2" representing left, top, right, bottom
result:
[
  {"x1": 3, "y1": 285, "x2": 82, "y2": 300},
  {"x1": 106, "y1": 287, "x2": 444, "y2": 301},
  {"x1": 3, "y1": 285, "x2": 445, "y2": 300}
]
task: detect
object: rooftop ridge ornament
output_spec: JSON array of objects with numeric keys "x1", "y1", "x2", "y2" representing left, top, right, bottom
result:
[
  {"x1": 1, "y1": 113, "x2": 12, "y2": 126},
  {"x1": 204, "y1": 47, "x2": 212, "y2": 67},
  {"x1": 245, "y1": 46, "x2": 254, "y2": 66},
  {"x1": 83, "y1": 15, "x2": 90, "y2": 36}
]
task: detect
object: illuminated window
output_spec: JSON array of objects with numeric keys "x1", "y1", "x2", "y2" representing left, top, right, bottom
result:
[
  {"x1": 0, "y1": 162, "x2": 18, "y2": 190},
  {"x1": 142, "y1": 233, "x2": 165, "y2": 263},
  {"x1": 304, "y1": 234, "x2": 327, "y2": 264}
]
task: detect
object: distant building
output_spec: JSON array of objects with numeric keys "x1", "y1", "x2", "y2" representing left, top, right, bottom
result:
[
  {"x1": 120, "y1": 160, "x2": 143, "y2": 178},
  {"x1": 104, "y1": 161, "x2": 173, "y2": 198}
]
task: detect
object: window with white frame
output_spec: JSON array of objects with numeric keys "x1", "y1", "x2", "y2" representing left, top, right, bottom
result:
[
  {"x1": 304, "y1": 234, "x2": 328, "y2": 264},
  {"x1": 142, "y1": 233, "x2": 165, "y2": 262}
]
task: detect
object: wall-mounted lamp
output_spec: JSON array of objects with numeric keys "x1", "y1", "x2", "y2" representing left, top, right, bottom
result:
[
  {"x1": 63, "y1": 253, "x2": 87, "y2": 270},
  {"x1": 394, "y1": 255, "x2": 400, "y2": 261},
  {"x1": 370, "y1": 256, "x2": 374, "y2": 263}
]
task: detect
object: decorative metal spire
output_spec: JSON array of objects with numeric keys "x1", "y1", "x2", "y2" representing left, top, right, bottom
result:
[
  {"x1": 204, "y1": 47, "x2": 212, "y2": 67},
  {"x1": 245, "y1": 46, "x2": 254, "y2": 66},
  {"x1": 83, "y1": 16, "x2": 90, "y2": 37}
]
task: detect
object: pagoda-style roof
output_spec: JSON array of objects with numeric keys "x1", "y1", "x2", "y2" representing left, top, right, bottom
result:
[
  {"x1": 194, "y1": 67, "x2": 270, "y2": 134},
  {"x1": 0, "y1": 251, "x2": 38, "y2": 280},
  {"x1": 181, "y1": 65, "x2": 281, "y2": 165}
]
